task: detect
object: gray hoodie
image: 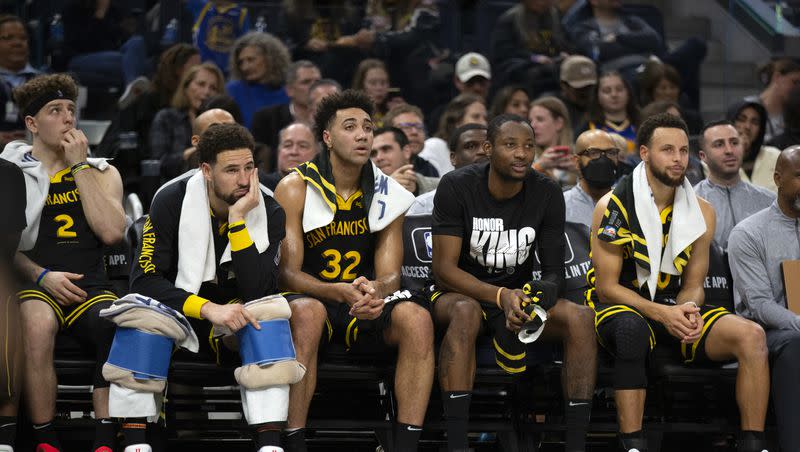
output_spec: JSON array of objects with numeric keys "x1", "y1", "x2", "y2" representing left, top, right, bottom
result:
[
  {"x1": 694, "y1": 178, "x2": 775, "y2": 250},
  {"x1": 728, "y1": 201, "x2": 800, "y2": 330}
]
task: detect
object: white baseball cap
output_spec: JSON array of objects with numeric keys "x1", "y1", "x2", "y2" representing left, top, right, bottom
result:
[{"x1": 455, "y1": 52, "x2": 491, "y2": 83}]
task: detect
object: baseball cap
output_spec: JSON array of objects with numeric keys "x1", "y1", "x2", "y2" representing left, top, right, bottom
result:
[
  {"x1": 560, "y1": 55, "x2": 597, "y2": 88},
  {"x1": 455, "y1": 52, "x2": 491, "y2": 83}
]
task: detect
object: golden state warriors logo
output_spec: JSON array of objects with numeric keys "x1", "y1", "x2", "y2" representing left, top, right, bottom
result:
[{"x1": 205, "y1": 16, "x2": 237, "y2": 52}]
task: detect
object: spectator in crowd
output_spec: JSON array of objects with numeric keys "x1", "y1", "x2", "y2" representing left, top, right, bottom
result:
[
  {"x1": 745, "y1": 58, "x2": 800, "y2": 142},
  {"x1": 694, "y1": 120, "x2": 775, "y2": 250},
  {"x1": 259, "y1": 122, "x2": 319, "y2": 191},
  {"x1": 767, "y1": 84, "x2": 800, "y2": 151},
  {"x1": 276, "y1": 90, "x2": 433, "y2": 452},
  {"x1": 308, "y1": 78, "x2": 342, "y2": 119},
  {"x1": 488, "y1": 85, "x2": 530, "y2": 120},
  {"x1": 530, "y1": 96, "x2": 578, "y2": 186},
  {"x1": 583, "y1": 71, "x2": 639, "y2": 166},
  {"x1": 0, "y1": 15, "x2": 39, "y2": 146},
  {"x1": 556, "y1": 55, "x2": 596, "y2": 129},
  {"x1": 226, "y1": 32, "x2": 291, "y2": 129},
  {"x1": 63, "y1": 0, "x2": 149, "y2": 98},
  {"x1": 587, "y1": 113, "x2": 770, "y2": 452},
  {"x1": 252, "y1": 61, "x2": 320, "y2": 151},
  {"x1": 567, "y1": 0, "x2": 706, "y2": 109},
  {"x1": 4, "y1": 73, "x2": 126, "y2": 452},
  {"x1": 371, "y1": 126, "x2": 438, "y2": 196},
  {"x1": 434, "y1": 93, "x2": 487, "y2": 155},
  {"x1": 383, "y1": 103, "x2": 444, "y2": 177},
  {"x1": 191, "y1": 0, "x2": 250, "y2": 76},
  {"x1": 337, "y1": 0, "x2": 440, "y2": 108},
  {"x1": 491, "y1": 0, "x2": 572, "y2": 97},
  {"x1": 638, "y1": 61, "x2": 703, "y2": 134},
  {"x1": 431, "y1": 114, "x2": 597, "y2": 452},
  {"x1": 129, "y1": 123, "x2": 288, "y2": 452},
  {"x1": 150, "y1": 62, "x2": 224, "y2": 181},
  {"x1": 351, "y1": 58, "x2": 391, "y2": 124},
  {"x1": 0, "y1": 159, "x2": 25, "y2": 451},
  {"x1": 277, "y1": 0, "x2": 362, "y2": 86},
  {"x1": 727, "y1": 99, "x2": 781, "y2": 192},
  {"x1": 564, "y1": 129, "x2": 620, "y2": 228},
  {"x1": 427, "y1": 52, "x2": 492, "y2": 132},
  {"x1": 728, "y1": 144, "x2": 800, "y2": 452},
  {"x1": 639, "y1": 99, "x2": 704, "y2": 184}
]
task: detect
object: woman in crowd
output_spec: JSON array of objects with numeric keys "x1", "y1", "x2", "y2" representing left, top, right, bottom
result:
[
  {"x1": 226, "y1": 32, "x2": 292, "y2": 129},
  {"x1": 419, "y1": 93, "x2": 487, "y2": 175},
  {"x1": 582, "y1": 71, "x2": 640, "y2": 156},
  {"x1": 529, "y1": 96, "x2": 577, "y2": 186},
  {"x1": 150, "y1": 62, "x2": 224, "y2": 181},
  {"x1": 352, "y1": 58, "x2": 391, "y2": 125},
  {"x1": 638, "y1": 61, "x2": 703, "y2": 134},
  {"x1": 727, "y1": 99, "x2": 781, "y2": 192},
  {"x1": 489, "y1": 85, "x2": 530, "y2": 120}
]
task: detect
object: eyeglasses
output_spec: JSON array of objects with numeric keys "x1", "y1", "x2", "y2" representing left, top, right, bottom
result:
[
  {"x1": 577, "y1": 147, "x2": 620, "y2": 159},
  {"x1": 396, "y1": 122, "x2": 425, "y2": 131}
]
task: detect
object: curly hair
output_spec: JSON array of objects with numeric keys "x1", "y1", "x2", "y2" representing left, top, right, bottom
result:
[
  {"x1": 229, "y1": 32, "x2": 291, "y2": 86},
  {"x1": 197, "y1": 123, "x2": 255, "y2": 164},
  {"x1": 13, "y1": 73, "x2": 78, "y2": 116},
  {"x1": 435, "y1": 93, "x2": 485, "y2": 140},
  {"x1": 313, "y1": 89, "x2": 374, "y2": 143},
  {"x1": 152, "y1": 43, "x2": 199, "y2": 108}
]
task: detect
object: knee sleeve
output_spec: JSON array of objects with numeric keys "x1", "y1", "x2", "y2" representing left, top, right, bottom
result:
[{"x1": 608, "y1": 314, "x2": 650, "y2": 389}]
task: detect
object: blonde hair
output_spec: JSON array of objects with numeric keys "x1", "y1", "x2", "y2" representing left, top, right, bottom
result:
[{"x1": 171, "y1": 62, "x2": 225, "y2": 111}]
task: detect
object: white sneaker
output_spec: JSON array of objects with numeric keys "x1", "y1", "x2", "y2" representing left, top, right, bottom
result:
[
  {"x1": 0, "y1": 445, "x2": 13, "y2": 452},
  {"x1": 257, "y1": 447, "x2": 284, "y2": 452},
  {"x1": 123, "y1": 444, "x2": 152, "y2": 452},
  {"x1": 118, "y1": 76, "x2": 150, "y2": 109}
]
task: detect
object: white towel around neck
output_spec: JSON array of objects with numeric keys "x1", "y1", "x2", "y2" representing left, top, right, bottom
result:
[
  {"x1": 0, "y1": 141, "x2": 110, "y2": 251},
  {"x1": 301, "y1": 162, "x2": 415, "y2": 233},
  {"x1": 632, "y1": 162, "x2": 706, "y2": 301},
  {"x1": 165, "y1": 170, "x2": 271, "y2": 294}
]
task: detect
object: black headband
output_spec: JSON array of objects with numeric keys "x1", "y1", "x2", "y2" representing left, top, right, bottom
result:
[{"x1": 22, "y1": 89, "x2": 73, "y2": 118}]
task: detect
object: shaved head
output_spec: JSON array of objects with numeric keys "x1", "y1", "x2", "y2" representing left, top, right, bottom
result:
[
  {"x1": 575, "y1": 129, "x2": 616, "y2": 154},
  {"x1": 193, "y1": 108, "x2": 235, "y2": 136},
  {"x1": 775, "y1": 145, "x2": 800, "y2": 217}
]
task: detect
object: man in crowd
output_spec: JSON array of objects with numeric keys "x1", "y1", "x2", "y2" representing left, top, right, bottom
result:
[
  {"x1": 431, "y1": 114, "x2": 597, "y2": 452},
  {"x1": 426, "y1": 52, "x2": 492, "y2": 133},
  {"x1": 2, "y1": 73, "x2": 126, "y2": 452},
  {"x1": 371, "y1": 126, "x2": 438, "y2": 197},
  {"x1": 564, "y1": 129, "x2": 621, "y2": 228},
  {"x1": 183, "y1": 108, "x2": 237, "y2": 166},
  {"x1": 728, "y1": 145, "x2": 800, "y2": 452},
  {"x1": 587, "y1": 113, "x2": 770, "y2": 452},
  {"x1": 308, "y1": 78, "x2": 341, "y2": 120},
  {"x1": 383, "y1": 104, "x2": 442, "y2": 177},
  {"x1": 557, "y1": 55, "x2": 597, "y2": 129},
  {"x1": 130, "y1": 123, "x2": 287, "y2": 451},
  {"x1": 260, "y1": 122, "x2": 319, "y2": 191},
  {"x1": 694, "y1": 120, "x2": 774, "y2": 250},
  {"x1": 275, "y1": 90, "x2": 433, "y2": 452},
  {"x1": 252, "y1": 61, "x2": 321, "y2": 152}
]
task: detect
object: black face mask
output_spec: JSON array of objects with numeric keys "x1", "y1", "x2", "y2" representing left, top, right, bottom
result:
[{"x1": 580, "y1": 155, "x2": 617, "y2": 188}]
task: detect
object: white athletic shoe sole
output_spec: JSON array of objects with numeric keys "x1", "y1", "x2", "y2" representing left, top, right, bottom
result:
[
  {"x1": 257, "y1": 447, "x2": 284, "y2": 452},
  {"x1": 0, "y1": 445, "x2": 13, "y2": 452},
  {"x1": 123, "y1": 444, "x2": 152, "y2": 452}
]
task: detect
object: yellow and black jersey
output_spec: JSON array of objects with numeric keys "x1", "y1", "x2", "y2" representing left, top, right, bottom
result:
[
  {"x1": 586, "y1": 204, "x2": 685, "y2": 306},
  {"x1": 23, "y1": 167, "x2": 107, "y2": 289},
  {"x1": 301, "y1": 190, "x2": 375, "y2": 283}
]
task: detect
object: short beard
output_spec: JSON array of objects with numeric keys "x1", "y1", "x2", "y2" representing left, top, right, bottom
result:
[
  {"x1": 793, "y1": 194, "x2": 800, "y2": 214},
  {"x1": 213, "y1": 184, "x2": 242, "y2": 206},
  {"x1": 650, "y1": 164, "x2": 685, "y2": 188}
]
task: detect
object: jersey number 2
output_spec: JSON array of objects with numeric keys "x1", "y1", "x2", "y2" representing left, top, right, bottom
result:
[
  {"x1": 320, "y1": 249, "x2": 361, "y2": 281},
  {"x1": 55, "y1": 214, "x2": 77, "y2": 238}
]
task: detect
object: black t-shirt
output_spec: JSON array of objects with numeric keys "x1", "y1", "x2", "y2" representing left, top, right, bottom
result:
[
  {"x1": 0, "y1": 158, "x2": 26, "y2": 261},
  {"x1": 432, "y1": 162, "x2": 565, "y2": 291},
  {"x1": 530, "y1": 221, "x2": 591, "y2": 304}
]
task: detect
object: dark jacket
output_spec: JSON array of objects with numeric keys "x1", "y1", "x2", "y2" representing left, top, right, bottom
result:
[
  {"x1": 568, "y1": 13, "x2": 663, "y2": 68},
  {"x1": 251, "y1": 103, "x2": 293, "y2": 171}
]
